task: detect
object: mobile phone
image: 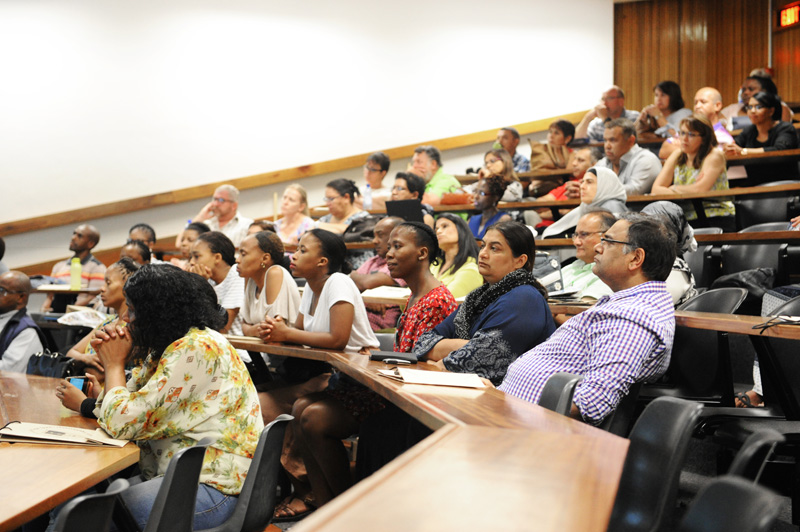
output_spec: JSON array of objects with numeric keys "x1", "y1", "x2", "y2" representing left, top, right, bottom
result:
[{"x1": 67, "y1": 376, "x2": 91, "y2": 394}]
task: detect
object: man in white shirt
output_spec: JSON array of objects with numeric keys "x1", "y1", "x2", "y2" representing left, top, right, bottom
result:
[
  {"x1": 190, "y1": 185, "x2": 253, "y2": 246},
  {"x1": 574, "y1": 86, "x2": 641, "y2": 143},
  {"x1": 0, "y1": 271, "x2": 45, "y2": 373},
  {"x1": 356, "y1": 152, "x2": 392, "y2": 210},
  {"x1": 597, "y1": 119, "x2": 662, "y2": 195}
]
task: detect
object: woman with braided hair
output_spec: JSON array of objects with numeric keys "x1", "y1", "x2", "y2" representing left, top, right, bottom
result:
[{"x1": 467, "y1": 175, "x2": 512, "y2": 239}]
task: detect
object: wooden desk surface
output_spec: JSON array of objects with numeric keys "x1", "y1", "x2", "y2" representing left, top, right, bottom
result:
[
  {"x1": 35, "y1": 284, "x2": 99, "y2": 295},
  {"x1": 293, "y1": 423, "x2": 627, "y2": 532},
  {"x1": 0, "y1": 373, "x2": 139, "y2": 532}
]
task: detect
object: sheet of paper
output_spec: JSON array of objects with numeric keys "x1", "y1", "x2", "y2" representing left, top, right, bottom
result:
[
  {"x1": 377, "y1": 368, "x2": 485, "y2": 388},
  {"x1": 0, "y1": 422, "x2": 128, "y2": 447}
]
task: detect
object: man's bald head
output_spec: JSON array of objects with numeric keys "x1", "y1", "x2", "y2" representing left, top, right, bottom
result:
[
  {"x1": 372, "y1": 216, "x2": 405, "y2": 258},
  {"x1": 69, "y1": 224, "x2": 100, "y2": 254},
  {"x1": 694, "y1": 87, "x2": 723, "y2": 122},
  {"x1": 0, "y1": 271, "x2": 32, "y2": 312}
]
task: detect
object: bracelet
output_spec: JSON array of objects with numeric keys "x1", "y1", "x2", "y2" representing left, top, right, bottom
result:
[{"x1": 742, "y1": 148, "x2": 749, "y2": 156}]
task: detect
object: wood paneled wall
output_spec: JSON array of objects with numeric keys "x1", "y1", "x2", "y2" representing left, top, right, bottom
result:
[
  {"x1": 774, "y1": 21, "x2": 800, "y2": 103},
  {"x1": 615, "y1": 0, "x2": 779, "y2": 111}
]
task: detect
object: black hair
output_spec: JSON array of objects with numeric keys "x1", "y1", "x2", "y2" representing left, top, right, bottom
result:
[
  {"x1": 413, "y1": 145, "x2": 443, "y2": 167},
  {"x1": 748, "y1": 75, "x2": 778, "y2": 96},
  {"x1": 196, "y1": 231, "x2": 236, "y2": 266},
  {"x1": 326, "y1": 178, "x2": 360, "y2": 204},
  {"x1": 123, "y1": 239, "x2": 152, "y2": 263},
  {"x1": 128, "y1": 223, "x2": 156, "y2": 244},
  {"x1": 0, "y1": 236, "x2": 4, "y2": 262},
  {"x1": 396, "y1": 221, "x2": 440, "y2": 266},
  {"x1": 367, "y1": 151, "x2": 391, "y2": 173},
  {"x1": 618, "y1": 213, "x2": 676, "y2": 282},
  {"x1": 485, "y1": 221, "x2": 547, "y2": 297},
  {"x1": 752, "y1": 91, "x2": 784, "y2": 121},
  {"x1": 655, "y1": 80, "x2": 685, "y2": 112},
  {"x1": 252, "y1": 231, "x2": 285, "y2": 265},
  {"x1": 249, "y1": 220, "x2": 276, "y2": 233},
  {"x1": 185, "y1": 222, "x2": 211, "y2": 235},
  {"x1": 111, "y1": 257, "x2": 141, "y2": 281},
  {"x1": 307, "y1": 228, "x2": 349, "y2": 274},
  {"x1": 550, "y1": 120, "x2": 576, "y2": 143},
  {"x1": 500, "y1": 127, "x2": 521, "y2": 140},
  {"x1": 436, "y1": 213, "x2": 479, "y2": 274},
  {"x1": 395, "y1": 172, "x2": 426, "y2": 199},
  {"x1": 124, "y1": 264, "x2": 227, "y2": 362},
  {"x1": 482, "y1": 175, "x2": 508, "y2": 203}
]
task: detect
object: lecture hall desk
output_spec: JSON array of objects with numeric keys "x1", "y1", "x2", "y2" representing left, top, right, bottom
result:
[
  {"x1": 0, "y1": 372, "x2": 139, "y2": 532},
  {"x1": 227, "y1": 337, "x2": 629, "y2": 532}
]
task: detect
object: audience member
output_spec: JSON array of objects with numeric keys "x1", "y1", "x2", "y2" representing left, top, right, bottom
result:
[
  {"x1": 412, "y1": 145, "x2": 460, "y2": 206},
  {"x1": 0, "y1": 271, "x2": 45, "y2": 373},
  {"x1": 596, "y1": 118, "x2": 662, "y2": 195},
  {"x1": 188, "y1": 184, "x2": 253, "y2": 247},
  {"x1": 274, "y1": 184, "x2": 315, "y2": 245},
  {"x1": 188, "y1": 231, "x2": 244, "y2": 336},
  {"x1": 528, "y1": 147, "x2": 597, "y2": 228},
  {"x1": 468, "y1": 176, "x2": 511, "y2": 239},
  {"x1": 83, "y1": 264, "x2": 263, "y2": 530},
  {"x1": 414, "y1": 221, "x2": 555, "y2": 384},
  {"x1": 390, "y1": 172, "x2": 435, "y2": 227},
  {"x1": 475, "y1": 149, "x2": 524, "y2": 201},
  {"x1": 279, "y1": 222, "x2": 458, "y2": 516},
  {"x1": 128, "y1": 223, "x2": 160, "y2": 263},
  {"x1": 652, "y1": 114, "x2": 735, "y2": 231},
  {"x1": 42, "y1": 224, "x2": 107, "y2": 311},
  {"x1": 542, "y1": 167, "x2": 627, "y2": 239},
  {"x1": 635, "y1": 80, "x2": 692, "y2": 138},
  {"x1": 575, "y1": 86, "x2": 640, "y2": 142},
  {"x1": 316, "y1": 179, "x2": 369, "y2": 234},
  {"x1": 494, "y1": 127, "x2": 530, "y2": 173},
  {"x1": 355, "y1": 152, "x2": 391, "y2": 210},
  {"x1": 431, "y1": 213, "x2": 483, "y2": 298},
  {"x1": 641, "y1": 201, "x2": 698, "y2": 306},
  {"x1": 724, "y1": 91, "x2": 800, "y2": 183},
  {"x1": 721, "y1": 75, "x2": 794, "y2": 127},
  {"x1": 120, "y1": 239, "x2": 151, "y2": 265},
  {"x1": 349, "y1": 217, "x2": 407, "y2": 331},
  {"x1": 528, "y1": 120, "x2": 575, "y2": 177},
  {"x1": 170, "y1": 221, "x2": 210, "y2": 270},
  {"x1": 560, "y1": 210, "x2": 615, "y2": 301},
  {"x1": 0, "y1": 237, "x2": 7, "y2": 275},
  {"x1": 499, "y1": 214, "x2": 676, "y2": 425},
  {"x1": 660, "y1": 87, "x2": 734, "y2": 158},
  {"x1": 248, "y1": 220, "x2": 276, "y2": 235},
  {"x1": 59, "y1": 259, "x2": 141, "y2": 417}
]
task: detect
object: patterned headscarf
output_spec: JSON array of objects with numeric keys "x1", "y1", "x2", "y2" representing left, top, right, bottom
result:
[{"x1": 641, "y1": 201, "x2": 698, "y2": 255}]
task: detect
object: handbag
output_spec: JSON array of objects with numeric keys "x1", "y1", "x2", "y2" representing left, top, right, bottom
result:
[
  {"x1": 533, "y1": 252, "x2": 564, "y2": 293},
  {"x1": 26, "y1": 350, "x2": 82, "y2": 379},
  {"x1": 342, "y1": 215, "x2": 381, "y2": 243},
  {"x1": 529, "y1": 140, "x2": 570, "y2": 171}
]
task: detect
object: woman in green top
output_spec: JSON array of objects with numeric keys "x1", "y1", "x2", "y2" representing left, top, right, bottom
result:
[
  {"x1": 431, "y1": 213, "x2": 483, "y2": 298},
  {"x1": 650, "y1": 113, "x2": 735, "y2": 231}
]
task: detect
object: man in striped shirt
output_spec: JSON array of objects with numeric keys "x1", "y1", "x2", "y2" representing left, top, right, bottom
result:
[{"x1": 499, "y1": 214, "x2": 676, "y2": 425}]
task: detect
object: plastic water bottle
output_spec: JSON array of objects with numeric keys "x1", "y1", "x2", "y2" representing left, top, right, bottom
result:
[
  {"x1": 70, "y1": 257, "x2": 82, "y2": 290},
  {"x1": 363, "y1": 184, "x2": 372, "y2": 210}
]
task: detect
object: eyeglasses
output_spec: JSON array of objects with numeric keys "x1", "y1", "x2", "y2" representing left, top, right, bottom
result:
[
  {"x1": 212, "y1": 197, "x2": 233, "y2": 204},
  {"x1": 485, "y1": 158, "x2": 501, "y2": 165},
  {"x1": 571, "y1": 231, "x2": 604, "y2": 241},
  {"x1": 0, "y1": 286, "x2": 23, "y2": 296},
  {"x1": 601, "y1": 95, "x2": 622, "y2": 101},
  {"x1": 391, "y1": 186, "x2": 408, "y2": 193},
  {"x1": 323, "y1": 195, "x2": 342, "y2": 203},
  {"x1": 600, "y1": 236, "x2": 633, "y2": 247},
  {"x1": 677, "y1": 130, "x2": 701, "y2": 139},
  {"x1": 743, "y1": 104, "x2": 766, "y2": 112},
  {"x1": 364, "y1": 165, "x2": 382, "y2": 173}
]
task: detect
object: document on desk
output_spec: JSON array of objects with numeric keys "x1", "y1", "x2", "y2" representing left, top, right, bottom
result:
[
  {"x1": 0, "y1": 421, "x2": 128, "y2": 447},
  {"x1": 377, "y1": 368, "x2": 486, "y2": 389}
]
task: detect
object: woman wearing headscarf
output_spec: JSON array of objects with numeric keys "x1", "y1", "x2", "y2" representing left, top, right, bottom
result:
[
  {"x1": 541, "y1": 166, "x2": 627, "y2": 239},
  {"x1": 641, "y1": 201, "x2": 698, "y2": 307}
]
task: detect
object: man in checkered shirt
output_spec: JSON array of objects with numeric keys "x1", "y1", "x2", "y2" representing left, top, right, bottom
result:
[{"x1": 499, "y1": 213, "x2": 676, "y2": 425}]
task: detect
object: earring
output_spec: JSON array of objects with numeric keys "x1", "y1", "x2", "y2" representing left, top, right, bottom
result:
[{"x1": 261, "y1": 263, "x2": 266, "y2": 269}]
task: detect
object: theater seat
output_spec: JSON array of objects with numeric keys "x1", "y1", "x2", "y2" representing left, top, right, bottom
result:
[{"x1": 734, "y1": 180, "x2": 800, "y2": 229}]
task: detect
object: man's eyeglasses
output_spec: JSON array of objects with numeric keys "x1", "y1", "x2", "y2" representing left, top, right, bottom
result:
[
  {"x1": 212, "y1": 197, "x2": 233, "y2": 204},
  {"x1": 364, "y1": 165, "x2": 382, "y2": 173},
  {"x1": 391, "y1": 186, "x2": 407, "y2": 193},
  {"x1": 743, "y1": 104, "x2": 766, "y2": 112},
  {"x1": 600, "y1": 236, "x2": 633, "y2": 247},
  {"x1": 571, "y1": 231, "x2": 604, "y2": 241},
  {"x1": 0, "y1": 286, "x2": 23, "y2": 297}
]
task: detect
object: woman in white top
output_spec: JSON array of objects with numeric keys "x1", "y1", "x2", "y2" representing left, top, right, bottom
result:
[
  {"x1": 274, "y1": 184, "x2": 316, "y2": 245},
  {"x1": 188, "y1": 231, "x2": 244, "y2": 336},
  {"x1": 237, "y1": 231, "x2": 300, "y2": 334}
]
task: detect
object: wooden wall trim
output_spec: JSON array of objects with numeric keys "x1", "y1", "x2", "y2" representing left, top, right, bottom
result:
[{"x1": 0, "y1": 111, "x2": 586, "y2": 238}]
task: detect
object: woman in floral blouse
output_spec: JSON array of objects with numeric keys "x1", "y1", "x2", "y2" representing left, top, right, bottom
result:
[{"x1": 89, "y1": 264, "x2": 264, "y2": 531}]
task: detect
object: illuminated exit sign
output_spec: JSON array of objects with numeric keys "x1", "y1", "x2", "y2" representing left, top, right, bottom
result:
[{"x1": 779, "y1": 4, "x2": 800, "y2": 27}]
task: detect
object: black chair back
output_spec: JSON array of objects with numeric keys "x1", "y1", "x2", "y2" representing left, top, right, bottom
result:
[
  {"x1": 727, "y1": 428, "x2": 785, "y2": 482},
  {"x1": 54, "y1": 479, "x2": 130, "y2": 532},
  {"x1": 143, "y1": 444, "x2": 208, "y2": 532},
  {"x1": 538, "y1": 372, "x2": 583, "y2": 416},
  {"x1": 734, "y1": 180, "x2": 800, "y2": 229}
]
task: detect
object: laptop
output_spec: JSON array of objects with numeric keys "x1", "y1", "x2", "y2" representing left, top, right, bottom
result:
[{"x1": 386, "y1": 199, "x2": 424, "y2": 223}]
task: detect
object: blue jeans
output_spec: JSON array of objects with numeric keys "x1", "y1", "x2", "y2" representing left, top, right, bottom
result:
[{"x1": 119, "y1": 475, "x2": 238, "y2": 531}]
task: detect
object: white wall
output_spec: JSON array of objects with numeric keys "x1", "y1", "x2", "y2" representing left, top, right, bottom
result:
[{"x1": 0, "y1": 0, "x2": 614, "y2": 268}]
